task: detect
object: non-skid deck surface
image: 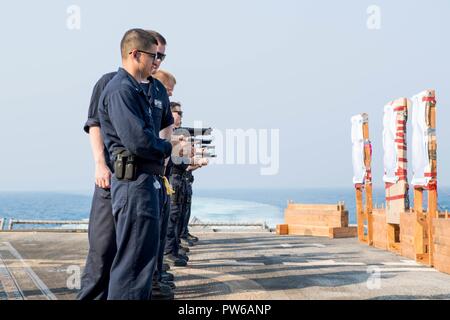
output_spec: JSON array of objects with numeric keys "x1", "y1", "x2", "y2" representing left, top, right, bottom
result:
[{"x1": 1, "y1": 231, "x2": 450, "y2": 300}]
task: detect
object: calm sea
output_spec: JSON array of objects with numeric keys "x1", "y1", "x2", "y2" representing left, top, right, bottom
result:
[{"x1": 0, "y1": 188, "x2": 448, "y2": 228}]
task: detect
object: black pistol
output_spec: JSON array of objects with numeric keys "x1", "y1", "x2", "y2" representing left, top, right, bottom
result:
[{"x1": 173, "y1": 127, "x2": 213, "y2": 137}]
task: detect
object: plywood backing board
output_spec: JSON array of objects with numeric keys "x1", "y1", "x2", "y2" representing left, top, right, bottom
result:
[
  {"x1": 386, "y1": 180, "x2": 408, "y2": 224},
  {"x1": 372, "y1": 210, "x2": 388, "y2": 250},
  {"x1": 287, "y1": 204, "x2": 341, "y2": 211},
  {"x1": 400, "y1": 212, "x2": 416, "y2": 259}
]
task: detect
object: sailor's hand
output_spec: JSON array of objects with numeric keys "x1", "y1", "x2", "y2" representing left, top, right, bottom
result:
[
  {"x1": 171, "y1": 135, "x2": 187, "y2": 144},
  {"x1": 95, "y1": 162, "x2": 112, "y2": 189},
  {"x1": 174, "y1": 141, "x2": 193, "y2": 157},
  {"x1": 198, "y1": 158, "x2": 209, "y2": 167},
  {"x1": 192, "y1": 157, "x2": 209, "y2": 167},
  {"x1": 176, "y1": 140, "x2": 191, "y2": 157}
]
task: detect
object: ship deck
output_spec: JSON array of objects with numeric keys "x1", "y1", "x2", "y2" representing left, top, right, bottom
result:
[{"x1": 1, "y1": 231, "x2": 450, "y2": 300}]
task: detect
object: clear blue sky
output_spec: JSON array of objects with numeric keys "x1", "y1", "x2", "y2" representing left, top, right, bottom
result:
[{"x1": 0, "y1": 0, "x2": 449, "y2": 191}]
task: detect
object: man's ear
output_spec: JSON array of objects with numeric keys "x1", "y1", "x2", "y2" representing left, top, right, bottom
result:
[{"x1": 130, "y1": 49, "x2": 139, "y2": 62}]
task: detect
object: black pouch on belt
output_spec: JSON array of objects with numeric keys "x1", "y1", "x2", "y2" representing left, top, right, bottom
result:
[
  {"x1": 114, "y1": 154, "x2": 125, "y2": 180},
  {"x1": 124, "y1": 155, "x2": 137, "y2": 180},
  {"x1": 113, "y1": 148, "x2": 135, "y2": 180}
]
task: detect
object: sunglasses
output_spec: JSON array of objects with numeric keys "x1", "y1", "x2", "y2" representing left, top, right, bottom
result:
[
  {"x1": 130, "y1": 49, "x2": 157, "y2": 60},
  {"x1": 173, "y1": 111, "x2": 183, "y2": 116},
  {"x1": 156, "y1": 52, "x2": 166, "y2": 61}
]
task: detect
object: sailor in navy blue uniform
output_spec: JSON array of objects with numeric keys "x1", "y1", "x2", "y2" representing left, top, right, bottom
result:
[
  {"x1": 78, "y1": 30, "x2": 174, "y2": 300},
  {"x1": 98, "y1": 29, "x2": 171, "y2": 300}
]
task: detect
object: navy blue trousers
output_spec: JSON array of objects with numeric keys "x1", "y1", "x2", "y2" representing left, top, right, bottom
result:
[
  {"x1": 164, "y1": 174, "x2": 186, "y2": 256},
  {"x1": 108, "y1": 173, "x2": 162, "y2": 300},
  {"x1": 179, "y1": 180, "x2": 192, "y2": 239},
  {"x1": 179, "y1": 198, "x2": 191, "y2": 239},
  {"x1": 78, "y1": 176, "x2": 167, "y2": 299},
  {"x1": 155, "y1": 179, "x2": 170, "y2": 281},
  {"x1": 77, "y1": 185, "x2": 115, "y2": 300}
]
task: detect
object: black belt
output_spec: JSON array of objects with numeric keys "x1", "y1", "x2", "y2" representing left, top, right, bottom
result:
[
  {"x1": 171, "y1": 167, "x2": 187, "y2": 176},
  {"x1": 136, "y1": 161, "x2": 165, "y2": 176}
]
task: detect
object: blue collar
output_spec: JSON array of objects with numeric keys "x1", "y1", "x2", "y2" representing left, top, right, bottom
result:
[{"x1": 117, "y1": 67, "x2": 144, "y2": 93}]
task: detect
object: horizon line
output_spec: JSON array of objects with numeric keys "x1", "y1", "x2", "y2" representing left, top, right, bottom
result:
[{"x1": 1, "y1": 185, "x2": 449, "y2": 194}]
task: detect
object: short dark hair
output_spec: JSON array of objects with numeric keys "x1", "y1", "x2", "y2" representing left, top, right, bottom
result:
[
  {"x1": 170, "y1": 101, "x2": 181, "y2": 111},
  {"x1": 146, "y1": 30, "x2": 167, "y2": 46},
  {"x1": 120, "y1": 28, "x2": 158, "y2": 58}
]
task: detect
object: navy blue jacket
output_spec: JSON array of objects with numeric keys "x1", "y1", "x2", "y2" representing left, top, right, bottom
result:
[
  {"x1": 84, "y1": 72, "x2": 116, "y2": 169},
  {"x1": 98, "y1": 68, "x2": 172, "y2": 164},
  {"x1": 84, "y1": 72, "x2": 173, "y2": 169},
  {"x1": 84, "y1": 72, "x2": 117, "y2": 133},
  {"x1": 85, "y1": 74, "x2": 173, "y2": 133},
  {"x1": 140, "y1": 78, "x2": 174, "y2": 134}
]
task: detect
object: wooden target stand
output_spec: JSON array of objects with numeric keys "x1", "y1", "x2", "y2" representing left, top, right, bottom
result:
[
  {"x1": 355, "y1": 114, "x2": 373, "y2": 245},
  {"x1": 414, "y1": 90, "x2": 437, "y2": 266},
  {"x1": 385, "y1": 98, "x2": 410, "y2": 254}
]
